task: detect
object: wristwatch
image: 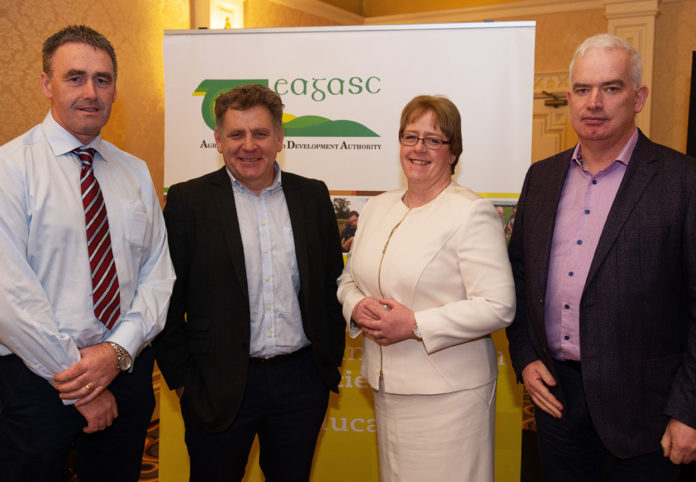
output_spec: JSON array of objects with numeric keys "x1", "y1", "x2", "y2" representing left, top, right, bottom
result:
[
  {"x1": 108, "y1": 342, "x2": 133, "y2": 371},
  {"x1": 412, "y1": 322, "x2": 422, "y2": 340}
]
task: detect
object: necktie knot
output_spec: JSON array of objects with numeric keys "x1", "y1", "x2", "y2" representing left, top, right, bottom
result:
[{"x1": 73, "y1": 147, "x2": 96, "y2": 168}]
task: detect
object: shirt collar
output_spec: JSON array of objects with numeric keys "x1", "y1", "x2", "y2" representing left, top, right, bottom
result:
[
  {"x1": 571, "y1": 127, "x2": 639, "y2": 170},
  {"x1": 42, "y1": 110, "x2": 104, "y2": 160},
  {"x1": 226, "y1": 162, "x2": 283, "y2": 194}
]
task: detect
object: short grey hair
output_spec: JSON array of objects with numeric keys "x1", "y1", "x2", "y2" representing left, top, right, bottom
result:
[{"x1": 569, "y1": 33, "x2": 642, "y2": 88}]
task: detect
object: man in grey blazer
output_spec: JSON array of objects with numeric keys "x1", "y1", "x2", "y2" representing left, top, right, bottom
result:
[
  {"x1": 153, "y1": 84, "x2": 345, "y2": 481},
  {"x1": 506, "y1": 34, "x2": 696, "y2": 481}
]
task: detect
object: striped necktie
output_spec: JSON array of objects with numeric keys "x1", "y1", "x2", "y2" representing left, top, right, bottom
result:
[{"x1": 74, "y1": 147, "x2": 121, "y2": 329}]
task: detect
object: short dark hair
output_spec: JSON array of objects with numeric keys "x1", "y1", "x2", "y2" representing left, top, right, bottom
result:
[
  {"x1": 347, "y1": 211, "x2": 359, "y2": 218},
  {"x1": 399, "y1": 95, "x2": 463, "y2": 175},
  {"x1": 43, "y1": 25, "x2": 117, "y2": 79},
  {"x1": 214, "y1": 84, "x2": 284, "y2": 132}
]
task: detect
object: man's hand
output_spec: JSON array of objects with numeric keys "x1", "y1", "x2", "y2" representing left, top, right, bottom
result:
[
  {"x1": 522, "y1": 360, "x2": 564, "y2": 418},
  {"x1": 52, "y1": 342, "x2": 120, "y2": 405},
  {"x1": 661, "y1": 418, "x2": 696, "y2": 464},
  {"x1": 75, "y1": 389, "x2": 118, "y2": 433}
]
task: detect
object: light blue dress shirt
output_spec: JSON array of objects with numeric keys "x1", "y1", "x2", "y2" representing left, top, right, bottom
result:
[
  {"x1": 0, "y1": 112, "x2": 176, "y2": 382},
  {"x1": 227, "y1": 165, "x2": 309, "y2": 358}
]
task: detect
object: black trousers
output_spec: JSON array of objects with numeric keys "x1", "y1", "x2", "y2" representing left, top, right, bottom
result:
[
  {"x1": 182, "y1": 347, "x2": 329, "y2": 482},
  {"x1": 0, "y1": 346, "x2": 155, "y2": 482},
  {"x1": 534, "y1": 358, "x2": 682, "y2": 482}
]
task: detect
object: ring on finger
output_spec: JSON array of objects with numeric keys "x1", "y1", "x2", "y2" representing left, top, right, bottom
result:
[{"x1": 84, "y1": 383, "x2": 92, "y2": 392}]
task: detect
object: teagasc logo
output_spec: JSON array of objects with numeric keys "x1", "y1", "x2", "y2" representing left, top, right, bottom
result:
[{"x1": 194, "y1": 78, "x2": 380, "y2": 137}]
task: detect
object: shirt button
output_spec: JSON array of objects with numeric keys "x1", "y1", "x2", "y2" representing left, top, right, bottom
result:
[
  {"x1": 585, "y1": 209, "x2": 590, "y2": 214},
  {"x1": 261, "y1": 221, "x2": 266, "y2": 226},
  {"x1": 564, "y1": 304, "x2": 570, "y2": 309},
  {"x1": 266, "y1": 305, "x2": 271, "y2": 310},
  {"x1": 564, "y1": 335, "x2": 570, "y2": 340},
  {"x1": 577, "y1": 240, "x2": 583, "y2": 245},
  {"x1": 265, "y1": 277, "x2": 270, "y2": 282},
  {"x1": 264, "y1": 248, "x2": 269, "y2": 253},
  {"x1": 569, "y1": 271, "x2": 574, "y2": 276},
  {"x1": 592, "y1": 179, "x2": 597, "y2": 185}
]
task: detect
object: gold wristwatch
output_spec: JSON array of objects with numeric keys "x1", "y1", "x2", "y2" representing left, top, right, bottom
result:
[{"x1": 108, "y1": 342, "x2": 133, "y2": 371}]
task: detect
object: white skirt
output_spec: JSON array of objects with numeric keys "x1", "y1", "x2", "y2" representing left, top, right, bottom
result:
[{"x1": 373, "y1": 379, "x2": 497, "y2": 482}]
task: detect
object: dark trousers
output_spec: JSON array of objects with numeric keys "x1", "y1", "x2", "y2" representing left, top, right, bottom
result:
[
  {"x1": 0, "y1": 347, "x2": 155, "y2": 482},
  {"x1": 181, "y1": 347, "x2": 329, "y2": 482},
  {"x1": 534, "y1": 359, "x2": 682, "y2": 482}
]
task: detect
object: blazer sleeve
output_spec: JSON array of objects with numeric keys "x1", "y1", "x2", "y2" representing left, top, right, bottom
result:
[
  {"x1": 665, "y1": 176, "x2": 696, "y2": 429},
  {"x1": 415, "y1": 197, "x2": 516, "y2": 353},
  {"x1": 151, "y1": 183, "x2": 193, "y2": 390},
  {"x1": 505, "y1": 166, "x2": 543, "y2": 379},
  {"x1": 317, "y1": 180, "x2": 348, "y2": 369}
]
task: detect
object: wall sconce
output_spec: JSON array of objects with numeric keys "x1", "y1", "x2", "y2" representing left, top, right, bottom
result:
[{"x1": 541, "y1": 90, "x2": 568, "y2": 108}]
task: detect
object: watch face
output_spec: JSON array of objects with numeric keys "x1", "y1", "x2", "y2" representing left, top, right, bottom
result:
[{"x1": 120, "y1": 358, "x2": 132, "y2": 371}]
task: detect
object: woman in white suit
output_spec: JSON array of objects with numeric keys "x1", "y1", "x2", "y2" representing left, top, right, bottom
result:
[{"x1": 337, "y1": 95, "x2": 515, "y2": 481}]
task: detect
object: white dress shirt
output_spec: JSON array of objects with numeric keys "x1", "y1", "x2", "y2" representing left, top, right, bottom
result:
[
  {"x1": 0, "y1": 112, "x2": 175, "y2": 381},
  {"x1": 228, "y1": 166, "x2": 309, "y2": 358}
]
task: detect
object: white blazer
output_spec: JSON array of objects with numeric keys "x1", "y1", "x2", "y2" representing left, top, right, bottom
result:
[{"x1": 337, "y1": 182, "x2": 515, "y2": 394}]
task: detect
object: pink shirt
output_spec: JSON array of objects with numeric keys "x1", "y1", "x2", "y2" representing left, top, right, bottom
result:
[{"x1": 545, "y1": 129, "x2": 639, "y2": 361}]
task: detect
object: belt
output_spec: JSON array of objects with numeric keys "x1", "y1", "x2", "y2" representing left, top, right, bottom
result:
[{"x1": 249, "y1": 345, "x2": 311, "y2": 366}]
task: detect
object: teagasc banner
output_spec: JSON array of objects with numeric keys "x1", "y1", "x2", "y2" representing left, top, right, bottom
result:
[{"x1": 160, "y1": 22, "x2": 534, "y2": 481}]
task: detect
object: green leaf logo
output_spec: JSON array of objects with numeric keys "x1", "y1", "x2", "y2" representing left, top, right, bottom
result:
[{"x1": 194, "y1": 79, "x2": 379, "y2": 137}]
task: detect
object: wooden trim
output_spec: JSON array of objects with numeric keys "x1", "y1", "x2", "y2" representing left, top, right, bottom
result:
[{"x1": 364, "y1": 0, "x2": 603, "y2": 25}]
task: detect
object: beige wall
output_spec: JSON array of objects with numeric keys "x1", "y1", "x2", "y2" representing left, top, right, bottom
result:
[
  {"x1": 246, "y1": 0, "x2": 342, "y2": 27},
  {"x1": 653, "y1": 0, "x2": 696, "y2": 152},
  {"x1": 500, "y1": 8, "x2": 606, "y2": 73}
]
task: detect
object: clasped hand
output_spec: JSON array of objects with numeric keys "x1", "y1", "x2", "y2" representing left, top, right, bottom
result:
[
  {"x1": 52, "y1": 342, "x2": 121, "y2": 432},
  {"x1": 352, "y1": 297, "x2": 417, "y2": 345}
]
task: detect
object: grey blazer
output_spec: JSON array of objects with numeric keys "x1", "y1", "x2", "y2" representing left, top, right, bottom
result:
[{"x1": 506, "y1": 130, "x2": 696, "y2": 458}]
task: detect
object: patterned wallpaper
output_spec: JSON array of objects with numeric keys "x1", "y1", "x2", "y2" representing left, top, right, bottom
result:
[{"x1": 0, "y1": 0, "x2": 190, "y2": 202}]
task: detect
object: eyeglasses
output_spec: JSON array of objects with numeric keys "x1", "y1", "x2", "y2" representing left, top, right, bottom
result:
[{"x1": 399, "y1": 134, "x2": 450, "y2": 150}]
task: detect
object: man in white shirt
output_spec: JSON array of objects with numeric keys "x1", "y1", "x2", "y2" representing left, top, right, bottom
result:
[{"x1": 0, "y1": 25, "x2": 175, "y2": 481}]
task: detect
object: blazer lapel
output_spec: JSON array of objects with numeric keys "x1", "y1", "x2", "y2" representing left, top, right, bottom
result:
[
  {"x1": 532, "y1": 153, "x2": 572, "y2": 298},
  {"x1": 282, "y1": 173, "x2": 311, "y2": 306},
  {"x1": 210, "y1": 167, "x2": 249, "y2": 298},
  {"x1": 585, "y1": 131, "x2": 659, "y2": 288},
  {"x1": 526, "y1": 153, "x2": 571, "y2": 350}
]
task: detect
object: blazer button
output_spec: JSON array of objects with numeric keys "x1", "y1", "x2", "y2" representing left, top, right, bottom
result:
[{"x1": 539, "y1": 297, "x2": 544, "y2": 305}]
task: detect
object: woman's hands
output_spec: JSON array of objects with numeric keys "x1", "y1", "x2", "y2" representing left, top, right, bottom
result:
[{"x1": 351, "y1": 297, "x2": 418, "y2": 345}]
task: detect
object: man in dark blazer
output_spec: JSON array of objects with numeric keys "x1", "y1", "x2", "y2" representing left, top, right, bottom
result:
[
  {"x1": 506, "y1": 34, "x2": 696, "y2": 481},
  {"x1": 153, "y1": 84, "x2": 345, "y2": 481}
]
